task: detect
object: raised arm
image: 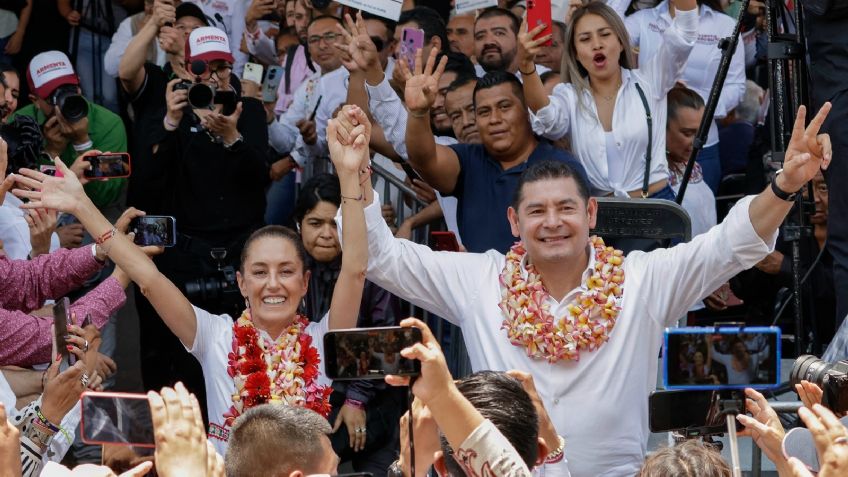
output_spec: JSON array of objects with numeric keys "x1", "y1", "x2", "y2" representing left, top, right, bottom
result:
[
  {"x1": 118, "y1": 0, "x2": 174, "y2": 95},
  {"x1": 517, "y1": 19, "x2": 554, "y2": 113},
  {"x1": 399, "y1": 49, "x2": 461, "y2": 194},
  {"x1": 640, "y1": 0, "x2": 699, "y2": 98},
  {"x1": 12, "y1": 162, "x2": 199, "y2": 349},
  {"x1": 326, "y1": 105, "x2": 371, "y2": 331}
]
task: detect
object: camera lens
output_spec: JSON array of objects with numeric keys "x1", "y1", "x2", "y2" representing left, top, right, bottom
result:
[
  {"x1": 188, "y1": 84, "x2": 215, "y2": 109},
  {"x1": 790, "y1": 354, "x2": 832, "y2": 387}
]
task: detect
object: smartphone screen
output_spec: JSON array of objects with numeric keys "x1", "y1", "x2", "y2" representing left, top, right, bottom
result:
[
  {"x1": 80, "y1": 391, "x2": 154, "y2": 447},
  {"x1": 129, "y1": 216, "x2": 176, "y2": 247},
  {"x1": 527, "y1": 0, "x2": 553, "y2": 47},
  {"x1": 323, "y1": 327, "x2": 423, "y2": 380},
  {"x1": 400, "y1": 28, "x2": 425, "y2": 71},
  {"x1": 663, "y1": 326, "x2": 781, "y2": 390},
  {"x1": 262, "y1": 65, "x2": 284, "y2": 103},
  {"x1": 649, "y1": 390, "x2": 744, "y2": 433},
  {"x1": 53, "y1": 297, "x2": 75, "y2": 367},
  {"x1": 431, "y1": 231, "x2": 460, "y2": 252},
  {"x1": 83, "y1": 153, "x2": 131, "y2": 179}
]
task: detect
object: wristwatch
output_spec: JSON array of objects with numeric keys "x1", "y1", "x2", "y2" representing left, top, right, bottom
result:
[
  {"x1": 223, "y1": 134, "x2": 244, "y2": 151},
  {"x1": 771, "y1": 169, "x2": 800, "y2": 201}
]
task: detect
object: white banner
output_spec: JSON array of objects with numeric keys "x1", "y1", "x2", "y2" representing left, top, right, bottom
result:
[
  {"x1": 335, "y1": 0, "x2": 403, "y2": 21},
  {"x1": 455, "y1": 0, "x2": 498, "y2": 15}
]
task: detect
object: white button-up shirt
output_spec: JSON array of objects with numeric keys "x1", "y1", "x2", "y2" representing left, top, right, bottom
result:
[
  {"x1": 530, "y1": 8, "x2": 699, "y2": 196},
  {"x1": 626, "y1": 1, "x2": 747, "y2": 147},
  {"x1": 340, "y1": 191, "x2": 775, "y2": 477}
]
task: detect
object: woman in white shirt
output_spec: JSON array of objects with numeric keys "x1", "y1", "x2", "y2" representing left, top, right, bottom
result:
[
  {"x1": 519, "y1": 0, "x2": 699, "y2": 199},
  {"x1": 13, "y1": 108, "x2": 374, "y2": 455},
  {"x1": 625, "y1": 0, "x2": 747, "y2": 194}
]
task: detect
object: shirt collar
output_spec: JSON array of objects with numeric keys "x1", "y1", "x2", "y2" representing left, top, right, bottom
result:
[
  {"x1": 657, "y1": 0, "x2": 706, "y2": 20},
  {"x1": 519, "y1": 241, "x2": 596, "y2": 298}
]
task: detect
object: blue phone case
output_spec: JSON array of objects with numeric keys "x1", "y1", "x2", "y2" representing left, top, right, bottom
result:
[{"x1": 663, "y1": 326, "x2": 782, "y2": 391}]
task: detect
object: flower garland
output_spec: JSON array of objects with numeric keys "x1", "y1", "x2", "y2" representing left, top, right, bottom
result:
[
  {"x1": 223, "y1": 310, "x2": 332, "y2": 427},
  {"x1": 499, "y1": 236, "x2": 625, "y2": 363}
]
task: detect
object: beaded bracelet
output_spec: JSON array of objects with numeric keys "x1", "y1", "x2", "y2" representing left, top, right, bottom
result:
[
  {"x1": 35, "y1": 408, "x2": 72, "y2": 444},
  {"x1": 544, "y1": 435, "x2": 566, "y2": 464}
]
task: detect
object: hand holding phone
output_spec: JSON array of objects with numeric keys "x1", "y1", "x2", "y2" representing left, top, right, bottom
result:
[
  {"x1": 400, "y1": 28, "x2": 425, "y2": 71},
  {"x1": 324, "y1": 326, "x2": 422, "y2": 380},
  {"x1": 243, "y1": 62, "x2": 264, "y2": 85},
  {"x1": 129, "y1": 216, "x2": 177, "y2": 247},
  {"x1": 262, "y1": 65, "x2": 284, "y2": 103},
  {"x1": 83, "y1": 153, "x2": 131, "y2": 179},
  {"x1": 527, "y1": 0, "x2": 553, "y2": 47},
  {"x1": 53, "y1": 297, "x2": 75, "y2": 367}
]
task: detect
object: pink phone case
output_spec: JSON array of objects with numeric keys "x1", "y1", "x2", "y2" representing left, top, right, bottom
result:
[{"x1": 401, "y1": 28, "x2": 425, "y2": 71}]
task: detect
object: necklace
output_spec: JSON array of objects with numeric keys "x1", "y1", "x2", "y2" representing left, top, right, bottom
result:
[
  {"x1": 223, "y1": 310, "x2": 332, "y2": 428},
  {"x1": 592, "y1": 81, "x2": 622, "y2": 103},
  {"x1": 499, "y1": 236, "x2": 625, "y2": 363}
]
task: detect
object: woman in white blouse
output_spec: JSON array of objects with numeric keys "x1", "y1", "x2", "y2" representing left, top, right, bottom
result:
[
  {"x1": 624, "y1": 0, "x2": 747, "y2": 194},
  {"x1": 518, "y1": 0, "x2": 698, "y2": 199}
]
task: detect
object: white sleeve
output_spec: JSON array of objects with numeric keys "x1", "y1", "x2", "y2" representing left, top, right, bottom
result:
[
  {"x1": 187, "y1": 306, "x2": 232, "y2": 360},
  {"x1": 624, "y1": 10, "x2": 642, "y2": 47},
  {"x1": 229, "y1": 0, "x2": 249, "y2": 76},
  {"x1": 0, "y1": 207, "x2": 32, "y2": 260},
  {"x1": 711, "y1": 350, "x2": 731, "y2": 366},
  {"x1": 456, "y1": 420, "x2": 534, "y2": 476},
  {"x1": 629, "y1": 195, "x2": 776, "y2": 327},
  {"x1": 639, "y1": 7, "x2": 699, "y2": 99},
  {"x1": 366, "y1": 77, "x2": 410, "y2": 160},
  {"x1": 271, "y1": 82, "x2": 310, "y2": 156},
  {"x1": 529, "y1": 82, "x2": 573, "y2": 140},
  {"x1": 605, "y1": 0, "x2": 630, "y2": 20},
  {"x1": 104, "y1": 18, "x2": 133, "y2": 78},
  {"x1": 336, "y1": 192, "x2": 495, "y2": 326},
  {"x1": 245, "y1": 27, "x2": 278, "y2": 65},
  {"x1": 714, "y1": 32, "x2": 747, "y2": 119}
]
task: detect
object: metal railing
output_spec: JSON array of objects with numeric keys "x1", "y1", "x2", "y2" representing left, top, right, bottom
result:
[{"x1": 369, "y1": 162, "x2": 473, "y2": 377}]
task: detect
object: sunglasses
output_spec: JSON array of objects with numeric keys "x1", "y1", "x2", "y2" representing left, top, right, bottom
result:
[{"x1": 370, "y1": 36, "x2": 385, "y2": 52}]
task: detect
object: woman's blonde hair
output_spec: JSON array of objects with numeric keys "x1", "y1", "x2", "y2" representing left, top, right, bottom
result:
[{"x1": 561, "y1": 1, "x2": 635, "y2": 113}]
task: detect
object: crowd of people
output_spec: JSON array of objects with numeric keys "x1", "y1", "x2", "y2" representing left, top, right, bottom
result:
[{"x1": 0, "y1": 0, "x2": 845, "y2": 475}]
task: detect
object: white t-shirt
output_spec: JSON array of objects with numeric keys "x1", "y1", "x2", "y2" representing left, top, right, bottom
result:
[{"x1": 187, "y1": 306, "x2": 331, "y2": 456}]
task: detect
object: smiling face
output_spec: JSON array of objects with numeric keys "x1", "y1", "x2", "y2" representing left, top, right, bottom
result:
[
  {"x1": 474, "y1": 15, "x2": 518, "y2": 73},
  {"x1": 474, "y1": 82, "x2": 530, "y2": 158},
  {"x1": 237, "y1": 235, "x2": 310, "y2": 336},
  {"x1": 299, "y1": 201, "x2": 341, "y2": 263},
  {"x1": 573, "y1": 13, "x2": 624, "y2": 81},
  {"x1": 507, "y1": 177, "x2": 597, "y2": 267}
]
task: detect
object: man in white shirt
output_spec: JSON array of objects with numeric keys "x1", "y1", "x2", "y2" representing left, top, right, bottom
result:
[
  {"x1": 473, "y1": 8, "x2": 549, "y2": 78},
  {"x1": 336, "y1": 102, "x2": 833, "y2": 476}
]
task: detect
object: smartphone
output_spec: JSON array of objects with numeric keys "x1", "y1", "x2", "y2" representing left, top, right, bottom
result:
[
  {"x1": 80, "y1": 391, "x2": 155, "y2": 447},
  {"x1": 128, "y1": 216, "x2": 177, "y2": 247},
  {"x1": 262, "y1": 65, "x2": 284, "y2": 103},
  {"x1": 214, "y1": 89, "x2": 238, "y2": 115},
  {"x1": 400, "y1": 28, "x2": 425, "y2": 71},
  {"x1": 81, "y1": 313, "x2": 92, "y2": 328},
  {"x1": 243, "y1": 62, "x2": 264, "y2": 85},
  {"x1": 431, "y1": 231, "x2": 460, "y2": 252},
  {"x1": 663, "y1": 326, "x2": 781, "y2": 391},
  {"x1": 83, "y1": 153, "x2": 131, "y2": 179},
  {"x1": 53, "y1": 297, "x2": 75, "y2": 367},
  {"x1": 649, "y1": 390, "x2": 743, "y2": 434},
  {"x1": 527, "y1": 0, "x2": 553, "y2": 47},
  {"x1": 323, "y1": 327, "x2": 423, "y2": 380}
]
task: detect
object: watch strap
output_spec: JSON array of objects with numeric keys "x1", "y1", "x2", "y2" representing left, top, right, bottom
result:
[{"x1": 771, "y1": 169, "x2": 799, "y2": 201}]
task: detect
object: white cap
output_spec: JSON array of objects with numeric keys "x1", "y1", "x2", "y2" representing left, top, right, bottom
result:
[
  {"x1": 27, "y1": 51, "x2": 78, "y2": 100},
  {"x1": 186, "y1": 26, "x2": 235, "y2": 64}
]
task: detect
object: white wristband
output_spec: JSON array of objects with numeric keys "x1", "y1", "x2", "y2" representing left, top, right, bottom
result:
[{"x1": 73, "y1": 140, "x2": 93, "y2": 152}]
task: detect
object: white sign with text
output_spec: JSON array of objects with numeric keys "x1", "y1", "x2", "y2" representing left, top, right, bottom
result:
[
  {"x1": 335, "y1": 0, "x2": 403, "y2": 21},
  {"x1": 455, "y1": 0, "x2": 498, "y2": 15}
]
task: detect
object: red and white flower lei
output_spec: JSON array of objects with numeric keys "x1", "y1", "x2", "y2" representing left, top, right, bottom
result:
[
  {"x1": 223, "y1": 310, "x2": 332, "y2": 427},
  {"x1": 499, "y1": 236, "x2": 625, "y2": 363}
]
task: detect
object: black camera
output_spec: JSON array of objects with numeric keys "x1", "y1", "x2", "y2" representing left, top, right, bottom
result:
[
  {"x1": 2, "y1": 115, "x2": 44, "y2": 174},
  {"x1": 790, "y1": 355, "x2": 848, "y2": 413},
  {"x1": 173, "y1": 81, "x2": 237, "y2": 115},
  {"x1": 50, "y1": 84, "x2": 88, "y2": 123},
  {"x1": 183, "y1": 248, "x2": 242, "y2": 316}
]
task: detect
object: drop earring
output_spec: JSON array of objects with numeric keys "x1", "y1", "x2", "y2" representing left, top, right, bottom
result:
[{"x1": 244, "y1": 297, "x2": 250, "y2": 310}]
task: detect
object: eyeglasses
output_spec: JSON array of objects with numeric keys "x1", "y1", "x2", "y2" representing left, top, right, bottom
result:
[
  {"x1": 370, "y1": 36, "x2": 385, "y2": 52},
  {"x1": 307, "y1": 32, "x2": 340, "y2": 46},
  {"x1": 188, "y1": 59, "x2": 232, "y2": 79}
]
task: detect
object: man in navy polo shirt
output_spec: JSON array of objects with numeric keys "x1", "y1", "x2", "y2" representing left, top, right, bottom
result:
[{"x1": 401, "y1": 51, "x2": 585, "y2": 253}]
